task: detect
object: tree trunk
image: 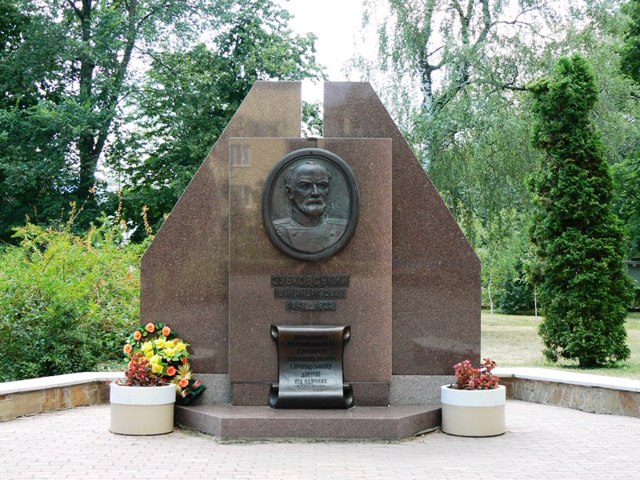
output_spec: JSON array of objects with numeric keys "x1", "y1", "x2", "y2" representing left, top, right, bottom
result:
[{"x1": 73, "y1": 0, "x2": 139, "y2": 202}]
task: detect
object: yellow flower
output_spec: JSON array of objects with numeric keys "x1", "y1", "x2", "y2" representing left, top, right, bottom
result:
[
  {"x1": 141, "y1": 341, "x2": 153, "y2": 353},
  {"x1": 149, "y1": 354, "x2": 162, "y2": 365},
  {"x1": 163, "y1": 347, "x2": 175, "y2": 359},
  {"x1": 144, "y1": 350, "x2": 153, "y2": 359},
  {"x1": 174, "y1": 341, "x2": 187, "y2": 352},
  {"x1": 151, "y1": 362, "x2": 164, "y2": 374},
  {"x1": 155, "y1": 338, "x2": 166, "y2": 349}
]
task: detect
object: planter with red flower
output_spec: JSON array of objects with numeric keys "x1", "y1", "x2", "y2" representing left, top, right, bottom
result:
[
  {"x1": 440, "y1": 358, "x2": 506, "y2": 437},
  {"x1": 110, "y1": 322, "x2": 206, "y2": 435}
]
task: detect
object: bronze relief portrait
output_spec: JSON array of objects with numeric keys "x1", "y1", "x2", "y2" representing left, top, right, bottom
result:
[{"x1": 262, "y1": 148, "x2": 359, "y2": 261}]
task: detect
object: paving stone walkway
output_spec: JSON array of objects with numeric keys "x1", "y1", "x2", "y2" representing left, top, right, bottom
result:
[{"x1": 1, "y1": 400, "x2": 639, "y2": 480}]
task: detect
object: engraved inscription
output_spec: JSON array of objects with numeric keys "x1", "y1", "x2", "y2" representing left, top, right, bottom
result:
[
  {"x1": 275, "y1": 288, "x2": 346, "y2": 299},
  {"x1": 270, "y1": 325, "x2": 353, "y2": 408},
  {"x1": 271, "y1": 274, "x2": 350, "y2": 287},
  {"x1": 288, "y1": 335, "x2": 332, "y2": 390},
  {"x1": 286, "y1": 300, "x2": 337, "y2": 311},
  {"x1": 271, "y1": 274, "x2": 350, "y2": 311}
]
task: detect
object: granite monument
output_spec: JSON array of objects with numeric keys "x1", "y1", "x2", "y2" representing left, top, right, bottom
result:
[{"x1": 140, "y1": 82, "x2": 480, "y2": 439}]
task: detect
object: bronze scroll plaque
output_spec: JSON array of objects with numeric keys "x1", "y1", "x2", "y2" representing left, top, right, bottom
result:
[
  {"x1": 270, "y1": 325, "x2": 353, "y2": 409},
  {"x1": 262, "y1": 148, "x2": 359, "y2": 262}
]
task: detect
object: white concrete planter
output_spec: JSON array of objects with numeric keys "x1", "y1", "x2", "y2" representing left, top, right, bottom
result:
[
  {"x1": 110, "y1": 383, "x2": 176, "y2": 435},
  {"x1": 441, "y1": 385, "x2": 506, "y2": 437}
]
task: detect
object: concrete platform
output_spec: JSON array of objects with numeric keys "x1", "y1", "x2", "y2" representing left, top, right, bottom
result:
[{"x1": 175, "y1": 404, "x2": 441, "y2": 440}]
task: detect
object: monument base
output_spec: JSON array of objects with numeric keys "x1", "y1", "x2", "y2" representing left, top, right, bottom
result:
[
  {"x1": 231, "y1": 381, "x2": 389, "y2": 406},
  {"x1": 175, "y1": 404, "x2": 441, "y2": 440}
]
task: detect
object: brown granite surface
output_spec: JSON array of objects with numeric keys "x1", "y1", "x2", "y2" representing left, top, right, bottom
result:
[
  {"x1": 141, "y1": 83, "x2": 301, "y2": 373},
  {"x1": 175, "y1": 404, "x2": 441, "y2": 439},
  {"x1": 141, "y1": 80, "x2": 480, "y2": 389},
  {"x1": 323, "y1": 82, "x2": 481, "y2": 375},
  {"x1": 228, "y1": 137, "x2": 392, "y2": 405},
  {"x1": 230, "y1": 382, "x2": 391, "y2": 408}
]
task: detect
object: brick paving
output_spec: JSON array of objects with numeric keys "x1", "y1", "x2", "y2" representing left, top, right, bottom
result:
[{"x1": 1, "y1": 400, "x2": 639, "y2": 480}]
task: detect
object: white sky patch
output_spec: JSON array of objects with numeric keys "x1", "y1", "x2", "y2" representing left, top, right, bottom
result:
[{"x1": 275, "y1": 0, "x2": 376, "y2": 103}]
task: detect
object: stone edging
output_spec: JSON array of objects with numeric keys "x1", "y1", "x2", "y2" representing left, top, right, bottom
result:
[
  {"x1": 2, "y1": 369, "x2": 639, "y2": 421},
  {"x1": 494, "y1": 367, "x2": 640, "y2": 418},
  {"x1": 0, "y1": 372, "x2": 124, "y2": 422}
]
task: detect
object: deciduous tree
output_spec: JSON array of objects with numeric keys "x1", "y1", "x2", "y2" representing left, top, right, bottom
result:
[
  {"x1": 0, "y1": 0, "x2": 230, "y2": 240},
  {"x1": 114, "y1": 0, "x2": 323, "y2": 236},
  {"x1": 0, "y1": 0, "x2": 322, "y2": 241}
]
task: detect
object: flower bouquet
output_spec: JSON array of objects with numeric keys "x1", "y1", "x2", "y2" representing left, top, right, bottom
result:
[
  {"x1": 450, "y1": 358, "x2": 500, "y2": 390},
  {"x1": 118, "y1": 322, "x2": 206, "y2": 405}
]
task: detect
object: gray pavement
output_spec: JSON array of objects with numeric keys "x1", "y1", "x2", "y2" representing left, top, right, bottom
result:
[{"x1": 1, "y1": 400, "x2": 639, "y2": 480}]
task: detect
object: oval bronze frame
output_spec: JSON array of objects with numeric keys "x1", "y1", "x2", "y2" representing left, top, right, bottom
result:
[{"x1": 262, "y1": 148, "x2": 359, "y2": 262}]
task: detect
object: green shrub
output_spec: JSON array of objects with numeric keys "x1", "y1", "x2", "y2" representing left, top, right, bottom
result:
[
  {"x1": 0, "y1": 221, "x2": 146, "y2": 381},
  {"x1": 528, "y1": 55, "x2": 635, "y2": 367},
  {"x1": 496, "y1": 261, "x2": 536, "y2": 315}
]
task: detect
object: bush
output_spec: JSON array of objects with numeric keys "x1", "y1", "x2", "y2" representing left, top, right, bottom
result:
[
  {"x1": 528, "y1": 55, "x2": 635, "y2": 367},
  {"x1": 496, "y1": 261, "x2": 536, "y2": 315},
  {"x1": 0, "y1": 221, "x2": 146, "y2": 381}
]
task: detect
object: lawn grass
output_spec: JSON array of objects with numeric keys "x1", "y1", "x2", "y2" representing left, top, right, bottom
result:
[{"x1": 481, "y1": 311, "x2": 640, "y2": 380}]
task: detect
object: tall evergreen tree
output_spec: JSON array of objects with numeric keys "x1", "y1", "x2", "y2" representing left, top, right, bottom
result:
[{"x1": 528, "y1": 54, "x2": 634, "y2": 368}]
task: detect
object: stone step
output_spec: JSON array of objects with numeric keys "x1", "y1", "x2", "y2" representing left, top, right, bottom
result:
[{"x1": 175, "y1": 404, "x2": 441, "y2": 440}]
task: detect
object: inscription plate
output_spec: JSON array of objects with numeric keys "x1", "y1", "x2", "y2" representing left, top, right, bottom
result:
[{"x1": 270, "y1": 325, "x2": 353, "y2": 408}]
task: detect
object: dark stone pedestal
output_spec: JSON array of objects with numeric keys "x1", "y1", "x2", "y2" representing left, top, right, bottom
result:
[{"x1": 175, "y1": 404, "x2": 441, "y2": 440}]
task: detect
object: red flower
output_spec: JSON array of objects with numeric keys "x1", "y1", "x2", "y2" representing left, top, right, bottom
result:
[
  {"x1": 123, "y1": 344, "x2": 133, "y2": 355},
  {"x1": 145, "y1": 323, "x2": 155, "y2": 333},
  {"x1": 162, "y1": 326, "x2": 171, "y2": 337},
  {"x1": 167, "y1": 366, "x2": 177, "y2": 376},
  {"x1": 133, "y1": 330, "x2": 142, "y2": 341},
  {"x1": 179, "y1": 378, "x2": 189, "y2": 388}
]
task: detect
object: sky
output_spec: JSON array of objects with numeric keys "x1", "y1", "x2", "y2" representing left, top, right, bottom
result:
[{"x1": 274, "y1": 0, "x2": 374, "y2": 102}]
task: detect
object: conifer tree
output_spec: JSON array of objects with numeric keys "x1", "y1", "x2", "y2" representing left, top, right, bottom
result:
[{"x1": 528, "y1": 54, "x2": 634, "y2": 368}]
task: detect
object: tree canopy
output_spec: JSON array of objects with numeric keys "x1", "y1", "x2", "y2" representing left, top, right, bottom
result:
[
  {"x1": 0, "y1": 0, "x2": 323, "y2": 241},
  {"x1": 2, "y1": 0, "x2": 639, "y2": 324},
  {"x1": 354, "y1": 0, "x2": 640, "y2": 310},
  {"x1": 112, "y1": 1, "x2": 324, "y2": 236}
]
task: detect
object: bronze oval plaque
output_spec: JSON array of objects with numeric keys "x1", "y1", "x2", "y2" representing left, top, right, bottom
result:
[{"x1": 262, "y1": 148, "x2": 359, "y2": 261}]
